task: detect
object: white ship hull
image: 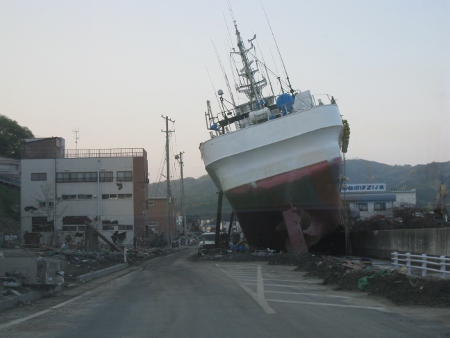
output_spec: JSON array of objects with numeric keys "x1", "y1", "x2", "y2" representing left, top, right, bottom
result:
[
  {"x1": 200, "y1": 104, "x2": 343, "y2": 192},
  {"x1": 200, "y1": 104, "x2": 344, "y2": 250}
]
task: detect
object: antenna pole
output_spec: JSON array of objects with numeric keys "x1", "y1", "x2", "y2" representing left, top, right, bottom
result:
[
  {"x1": 74, "y1": 128, "x2": 79, "y2": 151},
  {"x1": 161, "y1": 115, "x2": 175, "y2": 246}
]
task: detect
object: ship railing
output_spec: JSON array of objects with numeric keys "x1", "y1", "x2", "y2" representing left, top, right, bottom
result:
[
  {"x1": 311, "y1": 94, "x2": 337, "y2": 106},
  {"x1": 391, "y1": 252, "x2": 450, "y2": 279},
  {"x1": 210, "y1": 92, "x2": 337, "y2": 136}
]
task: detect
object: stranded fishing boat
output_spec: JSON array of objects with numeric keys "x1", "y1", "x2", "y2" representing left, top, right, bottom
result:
[{"x1": 199, "y1": 21, "x2": 349, "y2": 252}]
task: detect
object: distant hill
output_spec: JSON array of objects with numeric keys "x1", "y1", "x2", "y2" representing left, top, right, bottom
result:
[
  {"x1": 345, "y1": 160, "x2": 450, "y2": 207},
  {"x1": 149, "y1": 159, "x2": 450, "y2": 220},
  {"x1": 149, "y1": 175, "x2": 233, "y2": 221}
]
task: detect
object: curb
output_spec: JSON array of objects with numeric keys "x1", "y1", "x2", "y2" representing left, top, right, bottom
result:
[{"x1": 76, "y1": 263, "x2": 129, "y2": 282}]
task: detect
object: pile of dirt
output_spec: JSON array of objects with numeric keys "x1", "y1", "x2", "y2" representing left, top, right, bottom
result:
[
  {"x1": 192, "y1": 250, "x2": 450, "y2": 307},
  {"x1": 334, "y1": 269, "x2": 450, "y2": 307}
]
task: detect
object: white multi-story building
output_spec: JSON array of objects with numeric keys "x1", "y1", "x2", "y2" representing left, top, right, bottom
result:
[{"x1": 21, "y1": 137, "x2": 149, "y2": 247}]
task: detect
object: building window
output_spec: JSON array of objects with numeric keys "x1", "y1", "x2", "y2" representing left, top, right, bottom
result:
[
  {"x1": 374, "y1": 202, "x2": 386, "y2": 211},
  {"x1": 118, "y1": 225, "x2": 133, "y2": 230},
  {"x1": 39, "y1": 200, "x2": 54, "y2": 208},
  {"x1": 84, "y1": 172, "x2": 98, "y2": 182},
  {"x1": 0, "y1": 164, "x2": 10, "y2": 172},
  {"x1": 102, "y1": 225, "x2": 116, "y2": 231},
  {"x1": 356, "y1": 203, "x2": 368, "y2": 211},
  {"x1": 57, "y1": 172, "x2": 98, "y2": 183},
  {"x1": 78, "y1": 194, "x2": 93, "y2": 200},
  {"x1": 70, "y1": 172, "x2": 84, "y2": 182},
  {"x1": 62, "y1": 195, "x2": 77, "y2": 200},
  {"x1": 56, "y1": 172, "x2": 70, "y2": 183},
  {"x1": 99, "y1": 171, "x2": 114, "y2": 182},
  {"x1": 117, "y1": 171, "x2": 132, "y2": 182},
  {"x1": 32, "y1": 217, "x2": 53, "y2": 232},
  {"x1": 148, "y1": 201, "x2": 154, "y2": 207},
  {"x1": 31, "y1": 173, "x2": 47, "y2": 181},
  {"x1": 102, "y1": 193, "x2": 133, "y2": 200},
  {"x1": 148, "y1": 222, "x2": 158, "y2": 226},
  {"x1": 62, "y1": 225, "x2": 77, "y2": 232}
]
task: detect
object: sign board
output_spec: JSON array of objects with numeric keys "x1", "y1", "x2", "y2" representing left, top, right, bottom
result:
[{"x1": 341, "y1": 183, "x2": 386, "y2": 193}]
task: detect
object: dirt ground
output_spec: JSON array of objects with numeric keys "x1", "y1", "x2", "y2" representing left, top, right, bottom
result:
[{"x1": 191, "y1": 250, "x2": 450, "y2": 307}]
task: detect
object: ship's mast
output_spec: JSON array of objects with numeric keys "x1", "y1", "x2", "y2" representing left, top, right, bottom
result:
[{"x1": 234, "y1": 21, "x2": 266, "y2": 107}]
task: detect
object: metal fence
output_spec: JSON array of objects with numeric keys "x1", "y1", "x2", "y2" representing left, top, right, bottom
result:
[
  {"x1": 391, "y1": 252, "x2": 449, "y2": 279},
  {"x1": 65, "y1": 148, "x2": 147, "y2": 159}
]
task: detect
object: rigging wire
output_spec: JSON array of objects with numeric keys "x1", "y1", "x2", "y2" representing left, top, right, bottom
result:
[
  {"x1": 226, "y1": 39, "x2": 239, "y2": 101},
  {"x1": 206, "y1": 67, "x2": 222, "y2": 112},
  {"x1": 247, "y1": 50, "x2": 291, "y2": 93},
  {"x1": 255, "y1": 38, "x2": 275, "y2": 98},
  {"x1": 261, "y1": 3, "x2": 295, "y2": 94},
  {"x1": 227, "y1": 0, "x2": 235, "y2": 22},
  {"x1": 223, "y1": 12, "x2": 242, "y2": 100},
  {"x1": 212, "y1": 39, "x2": 236, "y2": 108},
  {"x1": 149, "y1": 147, "x2": 166, "y2": 197}
]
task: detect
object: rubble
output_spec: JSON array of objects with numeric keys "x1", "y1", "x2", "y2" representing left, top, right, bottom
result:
[
  {"x1": 192, "y1": 250, "x2": 450, "y2": 307},
  {"x1": 0, "y1": 246, "x2": 172, "y2": 303}
]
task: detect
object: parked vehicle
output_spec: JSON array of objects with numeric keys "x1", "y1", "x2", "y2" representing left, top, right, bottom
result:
[{"x1": 198, "y1": 232, "x2": 217, "y2": 254}]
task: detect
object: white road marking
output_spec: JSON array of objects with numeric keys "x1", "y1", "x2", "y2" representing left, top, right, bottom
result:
[
  {"x1": 216, "y1": 264, "x2": 276, "y2": 314},
  {"x1": 265, "y1": 290, "x2": 350, "y2": 299},
  {"x1": 266, "y1": 299, "x2": 386, "y2": 311},
  {"x1": 0, "y1": 309, "x2": 52, "y2": 329}
]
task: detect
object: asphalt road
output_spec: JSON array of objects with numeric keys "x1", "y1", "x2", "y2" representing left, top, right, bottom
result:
[{"x1": 0, "y1": 248, "x2": 449, "y2": 338}]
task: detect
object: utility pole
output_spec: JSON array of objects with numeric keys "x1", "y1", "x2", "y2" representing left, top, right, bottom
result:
[
  {"x1": 161, "y1": 115, "x2": 175, "y2": 246},
  {"x1": 215, "y1": 191, "x2": 223, "y2": 248},
  {"x1": 175, "y1": 152, "x2": 187, "y2": 245}
]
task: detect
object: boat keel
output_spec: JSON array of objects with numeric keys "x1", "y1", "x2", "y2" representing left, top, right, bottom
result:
[{"x1": 282, "y1": 208, "x2": 308, "y2": 254}]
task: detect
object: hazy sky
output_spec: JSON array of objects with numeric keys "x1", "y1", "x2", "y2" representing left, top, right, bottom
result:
[{"x1": 1, "y1": 0, "x2": 449, "y2": 183}]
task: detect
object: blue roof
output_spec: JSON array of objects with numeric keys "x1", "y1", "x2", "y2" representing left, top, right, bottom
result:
[{"x1": 342, "y1": 193, "x2": 396, "y2": 202}]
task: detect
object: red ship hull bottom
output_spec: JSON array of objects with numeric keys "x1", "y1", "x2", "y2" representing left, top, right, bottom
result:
[{"x1": 224, "y1": 158, "x2": 342, "y2": 251}]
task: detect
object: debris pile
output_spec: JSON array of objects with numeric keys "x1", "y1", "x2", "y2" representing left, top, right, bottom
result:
[
  {"x1": 0, "y1": 246, "x2": 168, "y2": 293},
  {"x1": 192, "y1": 251, "x2": 450, "y2": 307},
  {"x1": 334, "y1": 268, "x2": 450, "y2": 307}
]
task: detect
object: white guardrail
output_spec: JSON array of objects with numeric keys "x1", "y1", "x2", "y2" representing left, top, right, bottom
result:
[{"x1": 391, "y1": 252, "x2": 449, "y2": 279}]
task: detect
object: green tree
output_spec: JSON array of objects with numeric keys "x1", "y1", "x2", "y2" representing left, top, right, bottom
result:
[{"x1": 0, "y1": 114, "x2": 34, "y2": 158}]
